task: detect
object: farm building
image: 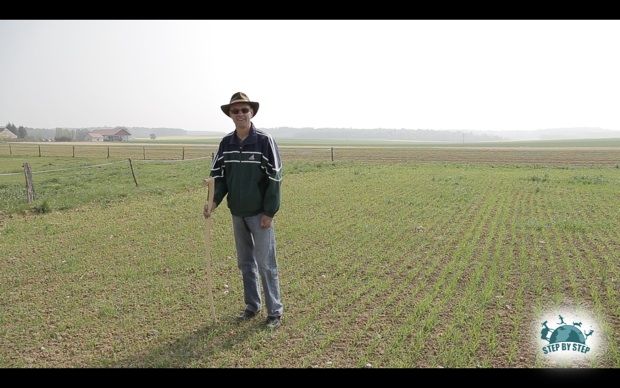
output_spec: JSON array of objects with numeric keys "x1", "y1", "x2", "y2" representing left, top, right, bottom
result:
[
  {"x1": 86, "y1": 132, "x2": 104, "y2": 142},
  {"x1": 87, "y1": 127, "x2": 131, "y2": 142},
  {"x1": 0, "y1": 127, "x2": 18, "y2": 140}
]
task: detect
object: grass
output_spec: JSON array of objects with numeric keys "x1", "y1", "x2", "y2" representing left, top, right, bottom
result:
[
  {"x1": 4, "y1": 140, "x2": 620, "y2": 163},
  {"x1": 0, "y1": 157, "x2": 214, "y2": 214},
  {"x1": 0, "y1": 155, "x2": 619, "y2": 367}
]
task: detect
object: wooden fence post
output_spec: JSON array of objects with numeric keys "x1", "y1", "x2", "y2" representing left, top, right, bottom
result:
[
  {"x1": 72, "y1": 145, "x2": 75, "y2": 158},
  {"x1": 9, "y1": 143, "x2": 12, "y2": 156},
  {"x1": 107, "y1": 146, "x2": 110, "y2": 159},
  {"x1": 128, "y1": 158, "x2": 138, "y2": 187},
  {"x1": 23, "y1": 162, "x2": 35, "y2": 203},
  {"x1": 143, "y1": 146, "x2": 146, "y2": 160},
  {"x1": 38, "y1": 145, "x2": 41, "y2": 157},
  {"x1": 331, "y1": 147, "x2": 334, "y2": 162},
  {"x1": 182, "y1": 147, "x2": 185, "y2": 160}
]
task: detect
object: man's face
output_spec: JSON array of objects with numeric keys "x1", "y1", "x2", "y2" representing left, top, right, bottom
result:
[{"x1": 229, "y1": 103, "x2": 253, "y2": 125}]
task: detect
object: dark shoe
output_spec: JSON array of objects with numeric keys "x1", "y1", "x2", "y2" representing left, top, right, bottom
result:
[
  {"x1": 236, "y1": 309, "x2": 259, "y2": 321},
  {"x1": 265, "y1": 316, "x2": 282, "y2": 329}
]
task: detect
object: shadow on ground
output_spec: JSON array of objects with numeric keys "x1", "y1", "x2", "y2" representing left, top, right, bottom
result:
[{"x1": 104, "y1": 316, "x2": 267, "y2": 368}]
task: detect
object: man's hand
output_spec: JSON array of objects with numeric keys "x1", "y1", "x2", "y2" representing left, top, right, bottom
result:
[
  {"x1": 260, "y1": 214, "x2": 273, "y2": 229},
  {"x1": 203, "y1": 202, "x2": 216, "y2": 219}
]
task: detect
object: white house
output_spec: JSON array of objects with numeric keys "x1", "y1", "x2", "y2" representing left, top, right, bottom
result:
[{"x1": 0, "y1": 127, "x2": 18, "y2": 140}]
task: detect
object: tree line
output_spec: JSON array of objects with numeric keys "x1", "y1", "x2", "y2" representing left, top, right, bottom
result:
[
  {"x1": 4, "y1": 122, "x2": 28, "y2": 139},
  {"x1": 3, "y1": 123, "x2": 97, "y2": 142}
]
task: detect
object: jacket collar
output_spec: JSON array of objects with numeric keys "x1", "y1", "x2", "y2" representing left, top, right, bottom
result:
[{"x1": 229, "y1": 123, "x2": 258, "y2": 146}]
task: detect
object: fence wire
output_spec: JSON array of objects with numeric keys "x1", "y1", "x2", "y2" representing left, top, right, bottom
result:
[{"x1": 0, "y1": 156, "x2": 219, "y2": 213}]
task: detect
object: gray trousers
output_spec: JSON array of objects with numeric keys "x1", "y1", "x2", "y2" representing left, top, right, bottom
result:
[{"x1": 231, "y1": 214, "x2": 283, "y2": 318}]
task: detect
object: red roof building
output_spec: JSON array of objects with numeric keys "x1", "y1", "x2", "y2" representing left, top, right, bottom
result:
[{"x1": 87, "y1": 127, "x2": 131, "y2": 142}]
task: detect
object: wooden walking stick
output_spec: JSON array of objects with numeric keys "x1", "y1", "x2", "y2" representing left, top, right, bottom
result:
[{"x1": 204, "y1": 177, "x2": 217, "y2": 322}]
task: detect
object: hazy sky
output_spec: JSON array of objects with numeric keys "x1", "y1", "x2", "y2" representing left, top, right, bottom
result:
[{"x1": 2, "y1": 20, "x2": 620, "y2": 133}]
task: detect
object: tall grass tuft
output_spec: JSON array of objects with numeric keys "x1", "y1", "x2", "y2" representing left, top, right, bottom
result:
[{"x1": 33, "y1": 200, "x2": 51, "y2": 214}]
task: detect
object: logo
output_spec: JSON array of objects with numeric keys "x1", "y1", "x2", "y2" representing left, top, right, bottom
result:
[{"x1": 540, "y1": 314, "x2": 593, "y2": 355}]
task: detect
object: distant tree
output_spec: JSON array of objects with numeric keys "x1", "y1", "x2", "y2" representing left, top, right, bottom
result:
[
  {"x1": 17, "y1": 126, "x2": 27, "y2": 139},
  {"x1": 150, "y1": 133, "x2": 157, "y2": 140},
  {"x1": 54, "y1": 128, "x2": 73, "y2": 142},
  {"x1": 6, "y1": 122, "x2": 17, "y2": 135},
  {"x1": 75, "y1": 129, "x2": 90, "y2": 141}
]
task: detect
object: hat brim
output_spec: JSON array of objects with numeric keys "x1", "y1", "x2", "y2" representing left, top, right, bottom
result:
[{"x1": 221, "y1": 101, "x2": 259, "y2": 117}]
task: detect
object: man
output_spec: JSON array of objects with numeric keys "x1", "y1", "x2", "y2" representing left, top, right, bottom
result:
[{"x1": 204, "y1": 92, "x2": 284, "y2": 329}]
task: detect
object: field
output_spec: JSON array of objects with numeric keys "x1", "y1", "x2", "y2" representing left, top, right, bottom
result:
[{"x1": 0, "y1": 143, "x2": 619, "y2": 367}]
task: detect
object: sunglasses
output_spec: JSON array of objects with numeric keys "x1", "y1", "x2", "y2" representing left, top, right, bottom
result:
[{"x1": 230, "y1": 108, "x2": 251, "y2": 114}]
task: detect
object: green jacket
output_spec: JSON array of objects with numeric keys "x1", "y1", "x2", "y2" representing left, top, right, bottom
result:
[{"x1": 210, "y1": 124, "x2": 282, "y2": 217}]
